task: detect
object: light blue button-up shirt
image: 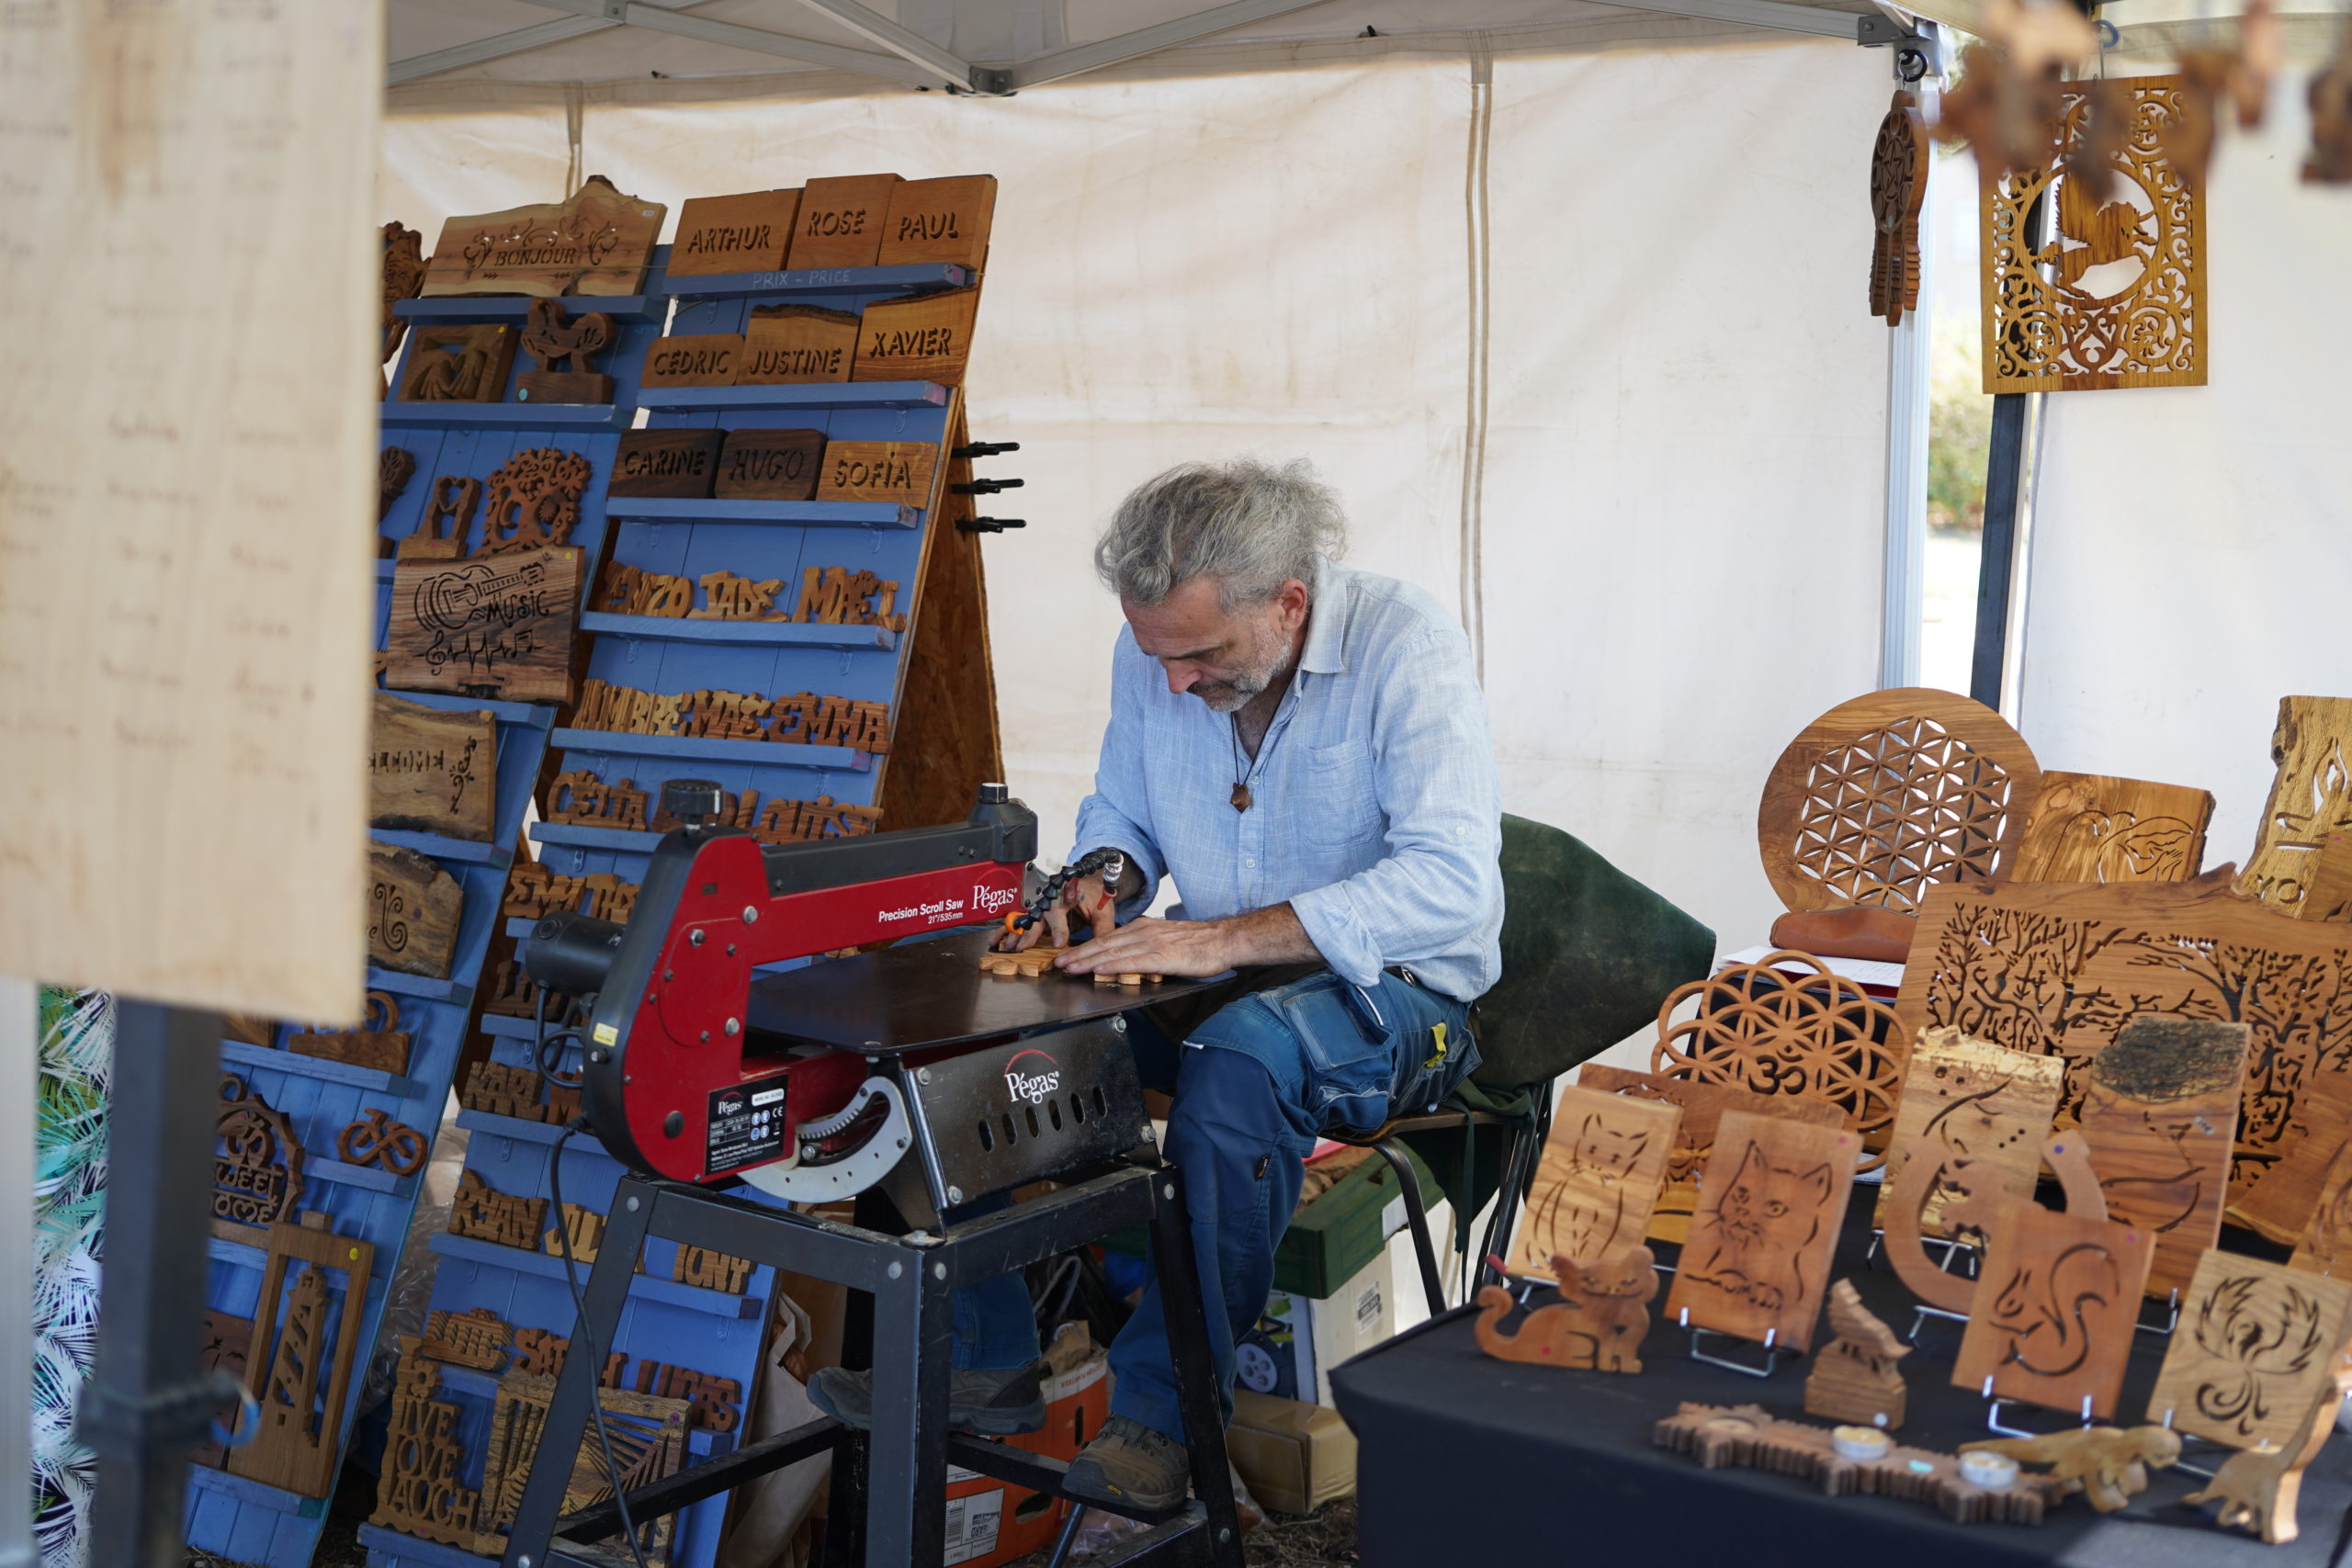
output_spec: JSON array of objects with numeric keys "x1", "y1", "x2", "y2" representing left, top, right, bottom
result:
[{"x1": 1071, "y1": 564, "x2": 1504, "y2": 1003}]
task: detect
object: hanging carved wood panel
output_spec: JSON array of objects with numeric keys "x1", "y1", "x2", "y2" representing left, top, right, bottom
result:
[
  {"x1": 1663, "y1": 1110, "x2": 1858, "y2": 1352},
  {"x1": 1872, "y1": 1027, "x2": 2065, "y2": 1238},
  {"x1": 367, "y1": 844, "x2": 463, "y2": 980},
  {"x1": 230, "y1": 1214, "x2": 377, "y2": 1497},
  {"x1": 2077, "y1": 1014, "x2": 2246, "y2": 1298},
  {"x1": 1577, "y1": 1064, "x2": 1846, "y2": 1245},
  {"x1": 2146, "y1": 1250, "x2": 2352, "y2": 1452},
  {"x1": 1508, "y1": 1088, "x2": 1679, "y2": 1278},
  {"x1": 385, "y1": 547, "x2": 584, "y2": 705},
  {"x1": 2242, "y1": 696, "x2": 2352, "y2": 916},
  {"x1": 1896, "y1": 873, "x2": 2352, "y2": 1244},
  {"x1": 1950, "y1": 1199, "x2": 2151, "y2": 1418},
  {"x1": 2008, "y1": 771, "x2": 2214, "y2": 885},
  {"x1": 421, "y1": 176, "x2": 666, "y2": 299},
  {"x1": 1758, "y1": 689, "x2": 2041, "y2": 913},
  {"x1": 369, "y1": 694, "x2": 496, "y2": 842},
  {"x1": 1982, "y1": 76, "x2": 2206, "y2": 392},
  {"x1": 1649, "y1": 953, "x2": 1907, "y2": 1167},
  {"x1": 1871, "y1": 90, "x2": 1929, "y2": 326}
]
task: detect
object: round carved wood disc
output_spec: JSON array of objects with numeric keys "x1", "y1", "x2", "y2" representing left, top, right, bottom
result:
[{"x1": 1758, "y1": 687, "x2": 2042, "y2": 914}]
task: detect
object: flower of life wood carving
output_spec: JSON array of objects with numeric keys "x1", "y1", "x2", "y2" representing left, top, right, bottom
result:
[
  {"x1": 1649, "y1": 953, "x2": 1907, "y2": 1169},
  {"x1": 1871, "y1": 90, "x2": 1930, "y2": 326},
  {"x1": 1983, "y1": 75, "x2": 2207, "y2": 393},
  {"x1": 1758, "y1": 689, "x2": 2041, "y2": 914}
]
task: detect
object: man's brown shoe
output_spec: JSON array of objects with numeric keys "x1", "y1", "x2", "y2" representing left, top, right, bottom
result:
[{"x1": 1062, "y1": 1415, "x2": 1191, "y2": 1512}]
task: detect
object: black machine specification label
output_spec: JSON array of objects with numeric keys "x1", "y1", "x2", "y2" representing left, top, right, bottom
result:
[{"x1": 706, "y1": 1081, "x2": 787, "y2": 1175}]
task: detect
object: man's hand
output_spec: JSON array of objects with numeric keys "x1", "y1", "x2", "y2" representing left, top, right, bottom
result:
[{"x1": 1056, "y1": 903, "x2": 1321, "y2": 977}]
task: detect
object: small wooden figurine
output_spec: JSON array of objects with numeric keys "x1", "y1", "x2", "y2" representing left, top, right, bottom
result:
[
  {"x1": 1804, "y1": 1280, "x2": 1910, "y2": 1429},
  {"x1": 1654, "y1": 1404, "x2": 2060, "y2": 1524},
  {"x1": 1475, "y1": 1244, "x2": 1657, "y2": 1372},
  {"x1": 381, "y1": 220, "x2": 426, "y2": 367},
  {"x1": 337, "y1": 1109, "x2": 428, "y2": 1176},
  {"x1": 2182, "y1": 1353, "x2": 2352, "y2": 1545},
  {"x1": 515, "y1": 298, "x2": 615, "y2": 405},
  {"x1": 1957, "y1": 1426, "x2": 2181, "y2": 1513}
]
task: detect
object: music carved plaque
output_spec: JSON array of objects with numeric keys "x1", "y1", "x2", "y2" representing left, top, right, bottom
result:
[{"x1": 386, "y1": 547, "x2": 583, "y2": 704}]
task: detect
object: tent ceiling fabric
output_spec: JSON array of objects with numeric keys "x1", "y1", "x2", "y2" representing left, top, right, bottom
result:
[{"x1": 388, "y1": 0, "x2": 1882, "y2": 94}]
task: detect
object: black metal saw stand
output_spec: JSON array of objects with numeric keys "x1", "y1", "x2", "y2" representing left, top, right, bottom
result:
[{"x1": 499, "y1": 1159, "x2": 1246, "y2": 1568}]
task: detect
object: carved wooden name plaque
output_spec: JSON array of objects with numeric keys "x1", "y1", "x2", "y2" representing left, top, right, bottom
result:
[
  {"x1": 368, "y1": 845, "x2": 463, "y2": 980},
  {"x1": 715, "y1": 429, "x2": 826, "y2": 502},
  {"x1": 876, "y1": 174, "x2": 997, "y2": 269},
  {"x1": 1509, "y1": 1087, "x2": 1679, "y2": 1277},
  {"x1": 640, "y1": 334, "x2": 741, "y2": 390},
  {"x1": 399, "y1": 325, "x2": 516, "y2": 403},
  {"x1": 814, "y1": 441, "x2": 937, "y2": 504},
  {"x1": 2010, "y1": 771, "x2": 2214, "y2": 885},
  {"x1": 739, "y1": 304, "x2": 858, "y2": 384},
  {"x1": 852, "y1": 288, "x2": 979, "y2": 386},
  {"x1": 1951, "y1": 1199, "x2": 2151, "y2": 1418},
  {"x1": 792, "y1": 173, "x2": 903, "y2": 268},
  {"x1": 2147, "y1": 1249, "x2": 2352, "y2": 1451},
  {"x1": 668, "y1": 188, "x2": 799, "y2": 277},
  {"x1": 1872, "y1": 1027, "x2": 2064, "y2": 1238},
  {"x1": 1664, "y1": 1111, "x2": 1857, "y2": 1352},
  {"x1": 2243, "y1": 696, "x2": 2352, "y2": 916},
  {"x1": 611, "y1": 429, "x2": 724, "y2": 500},
  {"x1": 2078, "y1": 1014, "x2": 2245, "y2": 1297},
  {"x1": 386, "y1": 547, "x2": 584, "y2": 705},
  {"x1": 422, "y1": 175, "x2": 666, "y2": 299},
  {"x1": 370, "y1": 693, "x2": 496, "y2": 842}
]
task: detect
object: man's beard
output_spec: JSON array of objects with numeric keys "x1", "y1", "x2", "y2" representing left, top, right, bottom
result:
[{"x1": 1189, "y1": 626, "x2": 1295, "y2": 714}]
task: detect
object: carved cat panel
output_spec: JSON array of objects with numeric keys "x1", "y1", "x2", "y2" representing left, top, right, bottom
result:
[
  {"x1": 1664, "y1": 1111, "x2": 1858, "y2": 1353},
  {"x1": 1508, "y1": 1088, "x2": 1679, "y2": 1280}
]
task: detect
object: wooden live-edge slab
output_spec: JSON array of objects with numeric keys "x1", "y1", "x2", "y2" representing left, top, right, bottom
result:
[
  {"x1": 608, "y1": 497, "x2": 919, "y2": 530},
  {"x1": 218, "y1": 1039, "x2": 420, "y2": 1100},
  {"x1": 577, "y1": 611, "x2": 899, "y2": 652},
  {"x1": 637, "y1": 380, "x2": 945, "y2": 413},
  {"x1": 549, "y1": 728, "x2": 871, "y2": 772},
  {"x1": 656, "y1": 263, "x2": 969, "y2": 297},
  {"x1": 426, "y1": 1232, "x2": 763, "y2": 1319}
]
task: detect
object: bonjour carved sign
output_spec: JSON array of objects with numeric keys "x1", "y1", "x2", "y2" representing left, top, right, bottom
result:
[
  {"x1": 851, "y1": 288, "x2": 978, "y2": 386},
  {"x1": 386, "y1": 547, "x2": 584, "y2": 705},
  {"x1": 715, "y1": 429, "x2": 826, "y2": 502},
  {"x1": 1897, "y1": 872, "x2": 2352, "y2": 1244},
  {"x1": 791, "y1": 173, "x2": 903, "y2": 269},
  {"x1": 610, "y1": 430, "x2": 724, "y2": 500},
  {"x1": 876, "y1": 174, "x2": 997, "y2": 269},
  {"x1": 1663, "y1": 1111, "x2": 1857, "y2": 1352},
  {"x1": 422, "y1": 175, "x2": 667, "y2": 299},
  {"x1": 370, "y1": 693, "x2": 496, "y2": 841},
  {"x1": 2010, "y1": 771, "x2": 2214, "y2": 885},
  {"x1": 2146, "y1": 1249, "x2": 2352, "y2": 1452},
  {"x1": 668, "y1": 189, "x2": 799, "y2": 277},
  {"x1": 738, "y1": 305, "x2": 857, "y2": 385},
  {"x1": 1509, "y1": 1087, "x2": 1679, "y2": 1277},
  {"x1": 368, "y1": 844, "x2": 463, "y2": 980},
  {"x1": 1951, "y1": 1199, "x2": 2151, "y2": 1418},
  {"x1": 814, "y1": 440, "x2": 936, "y2": 505}
]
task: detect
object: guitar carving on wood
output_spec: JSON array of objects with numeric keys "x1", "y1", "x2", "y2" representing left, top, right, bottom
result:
[{"x1": 1476, "y1": 1245, "x2": 1658, "y2": 1372}]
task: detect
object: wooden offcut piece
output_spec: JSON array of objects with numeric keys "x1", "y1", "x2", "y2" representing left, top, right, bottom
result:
[
  {"x1": 215, "y1": 1075, "x2": 306, "y2": 1229},
  {"x1": 2010, "y1": 771, "x2": 2215, "y2": 884},
  {"x1": 1576, "y1": 1064, "x2": 1844, "y2": 1245},
  {"x1": 1664, "y1": 1111, "x2": 1857, "y2": 1352},
  {"x1": 1654, "y1": 1404, "x2": 2061, "y2": 1525},
  {"x1": 1767, "y1": 905, "x2": 1917, "y2": 964},
  {"x1": 288, "y1": 990, "x2": 411, "y2": 1075},
  {"x1": 2243, "y1": 696, "x2": 2352, "y2": 916},
  {"x1": 1871, "y1": 1027, "x2": 2065, "y2": 1238},
  {"x1": 814, "y1": 440, "x2": 938, "y2": 504},
  {"x1": 1898, "y1": 871, "x2": 2352, "y2": 1244},
  {"x1": 738, "y1": 304, "x2": 858, "y2": 384},
  {"x1": 385, "y1": 547, "x2": 584, "y2": 705},
  {"x1": 1758, "y1": 688, "x2": 2041, "y2": 913},
  {"x1": 1805, "y1": 1280, "x2": 1910, "y2": 1429},
  {"x1": 2182, "y1": 1352, "x2": 2352, "y2": 1545},
  {"x1": 229, "y1": 1213, "x2": 376, "y2": 1497},
  {"x1": 1951, "y1": 1199, "x2": 2152, "y2": 1418},
  {"x1": 398, "y1": 324, "x2": 516, "y2": 403},
  {"x1": 2147, "y1": 1250, "x2": 2352, "y2": 1455},
  {"x1": 1476, "y1": 1245, "x2": 1657, "y2": 1372},
  {"x1": 2078, "y1": 1014, "x2": 2246, "y2": 1297},
  {"x1": 422, "y1": 175, "x2": 666, "y2": 299},
  {"x1": 370, "y1": 693, "x2": 496, "y2": 841},
  {"x1": 790, "y1": 173, "x2": 903, "y2": 268},
  {"x1": 668, "y1": 188, "x2": 799, "y2": 277},
  {"x1": 640, "y1": 333, "x2": 741, "y2": 389},
  {"x1": 851, "y1": 287, "x2": 979, "y2": 386},
  {"x1": 1957, "y1": 1427, "x2": 2182, "y2": 1514},
  {"x1": 1508, "y1": 1087, "x2": 1679, "y2": 1276},
  {"x1": 876, "y1": 174, "x2": 997, "y2": 269},
  {"x1": 515, "y1": 298, "x2": 616, "y2": 405},
  {"x1": 366, "y1": 844, "x2": 463, "y2": 980},
  {"x1": 714, "y1": 428, "x2": 826, "y2": 502},
  {"x1": 610, "y1": 429, "x2": 724, "y2": 499}
]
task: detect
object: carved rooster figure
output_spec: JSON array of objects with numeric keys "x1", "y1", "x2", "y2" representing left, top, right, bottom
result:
[{"x1": 522, "y1": 298, "x2": 616, "y2": 376}]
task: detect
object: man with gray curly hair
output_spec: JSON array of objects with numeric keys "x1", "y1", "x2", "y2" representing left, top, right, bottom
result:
[{"x1": 820, "y1": 457, "x2": 1503, "y2": 1507}]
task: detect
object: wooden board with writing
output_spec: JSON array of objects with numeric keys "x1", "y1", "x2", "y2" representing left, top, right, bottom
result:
[
  {"x1": 640, "y1": 334, "x2": 741, "y2": 390},
  {"x1": 791, "y1": 174, "x2": 903, "y2": 268},
  {"x1": 668, "y1": 189, "x2": 798, "y2": 277},
  {"x1": 610, "y1": 430, "x2": 723, "y2": 500},
  {"x1": 370, "y1": 694, "x2": 496, "y2": 841},
  {"x1": 1577, "y1": 1065, "x2": 1845, "y2": 1245},
  {"x1": 1509, "y1": 1088, "x2": 1679, "y2": 1278},
  {"x1": 1664, "y1": 1111, "x2": 1857, "y2": 1352},
  {"x1": 876, "y1": 175, "x2": 997, "y2": 269},
  {"x1": 1951, "y1": 1201, "x2": 2152, "y2": 1419},
  {"x1": 2078, "y1": 1015, "x2": 2246, "y2": 1298},
  {"x1": 386, "y1": 547, "x2": 584, "y2": 705},
  {"x1": 738, "y1": 304, "x2": 858, "y2": 384},
  {"x1": 2147, "y1": 1250, "x2": 2352, "y2": 1450},
  {"x1": 0, "y1": 0, "x2": 377, "y2": 1018},
  {"x1": 368, "y1": 845, "x2": 463, "y2": 981},
  {"x1": 2010, "y1": 772, "x2": 2214, "y2": 885},
  {"x1": 1897, "y1": 873, "x2": 2352, "y2": 1245},
  {"x1": 814, "y1": 441, "x2": 938, "y2": 505},
  {"x1": 422, "y1": 175, "x2": 666, "y2": 299},
  {"x1": 1871, "y1": 1027, "x2": 2065, "y2": 1238},
  {"x1": 715, "y1": 429, "x2": 826, "y2": 502},
  {"x1": 2243, "y1": 697, "x2": 2352, "y2": 917},
  {"x1": 851, "y1": 288, "x2": 979, "y2": 387}
]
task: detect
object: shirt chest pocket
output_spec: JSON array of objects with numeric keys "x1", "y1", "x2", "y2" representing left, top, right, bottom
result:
[{"x1": 1295, "y1": 738, "x2": 1382, "y2": 851}]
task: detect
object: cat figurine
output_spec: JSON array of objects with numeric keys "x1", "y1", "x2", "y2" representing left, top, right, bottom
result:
[
  {"x1": 1525, "y1": 1111, "x2": 1653, "y2": 1262},
  {"x1": 1476, "y1": 1245, "x2": 1659, "y2": 1372},
  {"x1": 1684, "y1": 1139, "x2": 1834, "y2": 1314}
]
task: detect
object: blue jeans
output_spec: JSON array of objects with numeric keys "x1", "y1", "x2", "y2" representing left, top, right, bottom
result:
[{"x1": 950, "y1": 968, "x2": 1479, "y2": 1440}]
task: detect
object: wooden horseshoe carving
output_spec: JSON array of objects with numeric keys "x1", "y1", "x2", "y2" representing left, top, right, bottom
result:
[
  {"x1": 1886, "y1": 1134, "x2": 2107, "y2": 1314},
  {"x1": 338, "y1": 1109, "x2": 429, "y2": 1176}
]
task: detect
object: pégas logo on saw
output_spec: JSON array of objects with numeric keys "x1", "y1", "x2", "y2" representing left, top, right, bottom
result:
[
  {"x1": 974, "y1": 881, "x2": 1018, "y2": 916},
  {"x1": 1003, "y1": 1048, "x2": 1061, "y2": 1106}
]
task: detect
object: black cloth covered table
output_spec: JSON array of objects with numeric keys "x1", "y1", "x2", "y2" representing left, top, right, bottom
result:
[{"x1": 1331, "y1": 1201, "x2": 2352, "y2": 1568}]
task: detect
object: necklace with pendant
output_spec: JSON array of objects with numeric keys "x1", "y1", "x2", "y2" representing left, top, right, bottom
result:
[{"x1": 1229, "y1": 707, "x2": 1279, "y2": 812}]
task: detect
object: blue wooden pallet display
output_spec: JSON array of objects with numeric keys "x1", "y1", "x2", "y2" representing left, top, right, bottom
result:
[{"x1": 183, "y1": 258, "x2": 672, "y2": 1568}]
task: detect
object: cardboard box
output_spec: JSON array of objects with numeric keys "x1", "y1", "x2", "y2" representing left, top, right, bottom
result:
[
  {"x1": 942, "y1": 1335, "x2": 1108, "y2": 1566},
  {"x1": 1227, "y1": 1391, "x2": 1358, "y2": 1516},
  {"x1": 1238, "y1": 1247, "x2": 1396, "y2": 1408}
]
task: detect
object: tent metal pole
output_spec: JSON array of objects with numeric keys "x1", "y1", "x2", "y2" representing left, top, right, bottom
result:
[
  {"x1": 1969, "y1": 390, "x2": 2032, "y2": 711},
  {"x1": 1007, "y1": 0, "x2": 1338, "y2": 87},
  {"x1": 778, "y1": 0, "x2": 989, "y2": 90},
  {"x1": 388, "y1": 17, "x2": 618, "y2": 86},
  {"x1": 0, "y1": 981, "x2": 32, "y2": 1568},
  {"x1": 1575, "y1": 0, "x2": 1860, "y2": 39}
]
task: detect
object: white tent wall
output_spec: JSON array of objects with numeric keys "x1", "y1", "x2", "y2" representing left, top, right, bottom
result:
[
  {"x1": 379, "y1": 34, "x2": 1893, "y2": 952},
  {"x1": 2020, "y1": 79, "x2": 2352, "y2": 877}
]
